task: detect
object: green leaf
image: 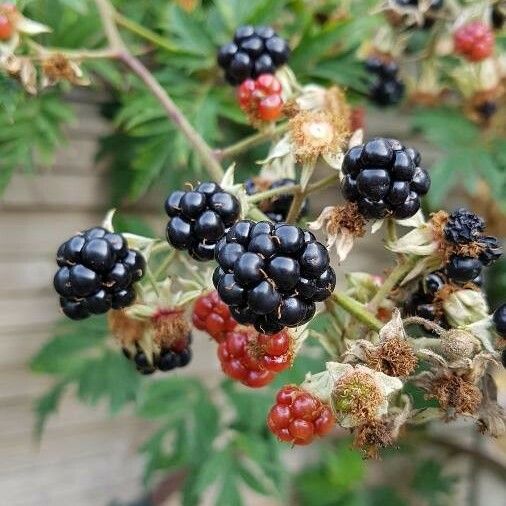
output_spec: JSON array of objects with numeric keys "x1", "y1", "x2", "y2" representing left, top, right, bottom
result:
[
  {"x1": 33, "y1": 380, "x2": 68, "y2": 438},
  {"x1": 215, "y1": 470, "x2": 243, "y2": 506},
  {"x1": 193, "y1": 450, "x2": 231, "y2": 496},
  {"x1": 411, "y1": 459, "x2": 456, "y2": 506}
]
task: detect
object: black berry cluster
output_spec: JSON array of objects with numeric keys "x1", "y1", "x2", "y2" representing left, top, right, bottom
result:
[
  {"x1": 364, "y1": 58, "x2": 405, "y2": 107},
  {"x1": 217, "y1": 25, "x2": 290, "y2": 85},
  {"x1": 54, "y1": 227, "x2": 145, "y2": 320},
  {"x1": 165, "y1": 182, "x2": 241, "y2": 262},
  {"x1": 213, "y1": 220, "x2": 336, "y2": 334},
  {"x1": 244, "y1": 177, "x2": 308, "y2": 223},
  {"x1": 341, "y1": 137, "x2": 430, "y2": 220},
  {"x1": 444, "y1": 208, "x2": 502, "y2": 284},
  {"x1": 124, "y1": 335, "x2": 193, "y2": 375}
]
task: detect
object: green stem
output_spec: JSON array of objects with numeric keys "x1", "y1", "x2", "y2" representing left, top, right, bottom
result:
[
  {"x1": 154, "y1": 249, "x2": 176, "y2": 279},
  {"x1": 144, "y1": 265, "x2": 160, "y2": 297},
  {"x1": 368, "y1": 255, "x2": 420, "y2": 311},
  {"x1": 285, "y1": 189, "x2": 305, "y2": 224},
  {"x1": 114, "y1": 12, "x2": 178, "y2": 53},
  {"x1": 247, "y1": 172, "x2": 340, "y2": 204},
  {"x1": 331, "y1": 292, "x2": 382, "y2": 332},
  {"x1": 216, "y1": 122, "x2": 289, "y2": 160},
  {"x1": 247, "y1": 205, "x2": 272, "y2": 222}
]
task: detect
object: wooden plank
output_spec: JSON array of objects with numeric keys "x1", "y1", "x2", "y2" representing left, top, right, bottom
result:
[
  {"x1": 0, "y1": 260, "x2": 54, "y2": 295},
  {"x1": 0, "y1": 331, "x2": 49, "y2": 368}
]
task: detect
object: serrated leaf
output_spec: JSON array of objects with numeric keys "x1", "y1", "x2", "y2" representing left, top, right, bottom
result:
[{"x1": 33, "y1": 380, "x2": 68, "y2": 439}]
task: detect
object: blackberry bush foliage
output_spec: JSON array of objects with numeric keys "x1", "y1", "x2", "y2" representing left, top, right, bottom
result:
[{"x1": 22, "y1": 1, "x2": 506, "y2": 504}]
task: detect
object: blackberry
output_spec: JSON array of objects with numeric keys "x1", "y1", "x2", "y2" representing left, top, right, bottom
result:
[
  {"x1": 165, "y1": 182, "x2": 241, "y2": 261},
  {"x1": 444, "y1": 208, "x2": 485, "y2": 244},
  {"x1": 217, "y1": 25, "x2": 290, "y2": 85},
  {"x1": 341, "y1": 138, "x2": 430, "y2": 219},
  {"x1": 54, "y1": 228, "x2": 145, "y2": 320},
  {"x1": 493, "y1": 304, "x2": 506, "y2": 336},
  {"x1": 446, "y1": 255, "x2": 482, "y2": 284},
  {"x1": 478, "y1": 236, "x2": 503, "y2": 266},
  {"x1": 245, "y1": 178, "x2": 308, "y2": 223},
  {"x1": 214, "y1": 221, "x2": 335, "y2": 334},
  {"x1": 365, "y1": 57, "x2": 405, "y2": 107}
]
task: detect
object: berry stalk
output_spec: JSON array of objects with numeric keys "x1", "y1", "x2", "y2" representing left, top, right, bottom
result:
[
  {"x1": 331, "y1": 292, "x2": 383, "y2": 332},
  {"x1": 368, "y1": 255, "x2": 420, "y2": 311}
]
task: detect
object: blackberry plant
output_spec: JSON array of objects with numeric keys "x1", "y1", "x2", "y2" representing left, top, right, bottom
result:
[{"x1": 12, "y1": 1, "x2": 504, "y2": 505}]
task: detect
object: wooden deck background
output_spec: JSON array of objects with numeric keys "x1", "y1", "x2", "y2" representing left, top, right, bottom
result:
[{"x1": 0, "y1": 92, "x2": 504, "y2": 505}]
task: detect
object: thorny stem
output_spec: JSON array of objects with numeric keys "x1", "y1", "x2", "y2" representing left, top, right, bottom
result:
[
  {"x1": 331, "y1": 292, "x2": 383, "y2": 332},
  {"x1": 215, "y1": 122, "x2": 290, "y2": 160},
  {"x1": 94, "y1": 0, "x2": 224, "y2": 182},
  {"x1": 368, "y1": 255, "x2": 420, "y2": 311}
]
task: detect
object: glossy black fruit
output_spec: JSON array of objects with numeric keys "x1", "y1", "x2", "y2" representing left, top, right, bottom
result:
[
  {"x1": 213, "y1": 220, "x2": 335, "y2": 333},
  {"x1": 493, "y1": 304, "x2": 506, "y2": 336},
  {"x1": 165, "y1": 182, "x2": 240, "y2": 261},
  {"x1": 365, "y1": 58, "x2": 405, "y2": 107},
  {"x1": 341, "y1": 138, "x2": 430, "y2": 220},
  {"x1": 54, "y1": 229, "x2": 145, "y2": 319},
  {"x1": 217, "y1": 25, "x2": 290, "y2": 85},
  {"x1": 446, "y1": 255, "x2": 483, "y2": 283}
]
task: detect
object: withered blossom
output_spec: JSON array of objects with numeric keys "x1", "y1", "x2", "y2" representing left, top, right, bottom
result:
[
  {"x1": 41, "y1": 53, "x2": 89, "y2": 88},
  {"x1": 308, "y1": 202, "x2": 366, "y2": 262},
  {"x1": 328, "y1": 362, "x2": 403, "y2": 428},
  {"x1": 151, "y1": 307, "x2": 190, "y2": 347},
  {"x1": 0, "y1": 54, "x2": 37, "y2": 94},
  {"x1": 108, "y1": 309, "x2": 147, "y2": 347}
]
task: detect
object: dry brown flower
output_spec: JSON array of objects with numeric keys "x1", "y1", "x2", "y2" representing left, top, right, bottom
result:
[
  {"x1": 108, "y1": 309, "x2": 147, "y2": 347},
  {"x1": 41, "y1": 53, "x2": 88, "y2": 87},
  {"x1": 427, "y1": 371, "x2": 482, "y2": 417},
  {"x1": 333, "y1": 370, "x2": 385, "y2": 424},
  {"x1": 353, "y1": 419, "x2": 395, "y2": 459},
  {"x1": 289, "y1": 110, "x2": 348, "y2": 163},
  {"x1": 151, "y1": 308, "x2": 190, "y2": 348},
  {"x1": 366, "y1": 337, "x2": 418, "y2": 377}
]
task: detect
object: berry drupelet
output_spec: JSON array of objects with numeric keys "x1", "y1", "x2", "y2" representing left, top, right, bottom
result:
[
  {"x1": 245, "y1": 177, "x2": 309, "y2": 223},
  {"x1": 165, "y1": 182, "x2": 241, "y2": 261},
  {"x1": 444, "y1": 208, "x2": 484, "y2": 244},
  {"x1": 267, "y1": 385, "x2": 335, "y2": 445},
  {"x1": 217, "y1": 25, "x2": 290, "y2": 85},
  {"x1": 341, "y1": 137, "x2": 430, "y2": 220},
  {"x1": 54, "y1": 227, "x2": 145, "y2": 320},
  {"x1": 214, "y1": 220, "x2": 336, "y2": 333},
  {"x1": 365, "y1": 57, "x2": 405, "y2": 107},
  {"x1": 192, "y1": 290, "x2": 237, "y2": 342},
  {"x1": 493, "y1": 304, "x2": 506, "y2": 337},
  {"x1": 454, "y1": 21, "x2": 495, "y2": 62},
  {"x1": 237, "y1": 74, "x2": 284, "y2": 122}
]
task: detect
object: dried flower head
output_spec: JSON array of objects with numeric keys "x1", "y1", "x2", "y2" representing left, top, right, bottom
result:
[
  {"x1": 151, "y1": 308, "x2": 190, "y2": 348},
  {"x1": 329, "y1": 363, "x2": 403, "y2": 428},
  {"x1": 108, "y1": 309, "x2": 147, "y2": 347},
  {"x1": 41, "y1": 53, "x2": 88, "y2": 87},
  {"x1": 366, "y1": 337, "x2": 418, "y2": 377},
  {"x1": 308, "y1": 203, "x2": 366, "y2": 262},
  {"x1": 289, "y1": 110, "x2": 348, "y2": 163},
  {"x1": 427, "y1": 371, "x2": 482, "y2": 417},
  {"x1": 0, "y1": 54, "x2": 37, "y2": 94},
  {"x1": 439, "y1": 329, "x2": 479, "y2": 362},
  {"x1": 353, "y1": 419, "x2": 395, "y2": 459}
]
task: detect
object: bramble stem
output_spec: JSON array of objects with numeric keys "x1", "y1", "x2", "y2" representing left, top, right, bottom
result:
[
  {"x1": 215, "y1": 122, "x2": 289, "y2": 160},
  {"x1": 94, "y1": 0, "x2": 224, "y2": 182},
  {"x1": 285, "y1": 189, "x2": 305, "y2": 224},
  {"x1": 247, "y1": 172, "x2": 340, "y2": 204},
  {"x1": 247, "y1": 205, "x2": 271, "y2": 222},
  {"x1": 331, "y1": 292, "x2": 382, "y2": 332},
  {"x1": 368, "y1": 255, "x2": 420, "y2": 311}
]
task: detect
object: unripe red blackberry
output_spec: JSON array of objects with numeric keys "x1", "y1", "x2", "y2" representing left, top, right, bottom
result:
[
  {"x1": 192, "y1": 291, "x2": 237, "y2": 342},
  {"x1": 454, "y1": 21, "x2": 494, "y2": 62}
]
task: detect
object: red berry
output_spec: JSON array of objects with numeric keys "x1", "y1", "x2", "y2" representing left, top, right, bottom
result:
[
  {"x1": 217, "y1": 329, "x2": 275, "y2": 388},
  {"x1": 0, "y1": 14, "x2": 13, "y2": 40},
  {"x1": 237, "y1": 74, "x2": 284, "y2": 123},
  {"x1": 192, "y1": 291, "x2": 237, "y2": 342},
  {"x1": 454, "y1": 21, "x2": 494, "y2": 62},
  {"x1": 251, "y1": 329, "x2": 293, "y2": 373},
  {"x1": 267, "y1": 386, "x2": 335, "y2": 445}
]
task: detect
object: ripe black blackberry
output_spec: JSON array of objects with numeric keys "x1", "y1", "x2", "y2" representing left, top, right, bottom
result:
[
  {"x1": 341, "y1": 137, "x2": 430, "y2": 220},
  {"x1": 245, "y1": 177, "x2": 308, "y2": 223},
  {"x1": 493, "y1": 304, "x2": 506, "y2": 337},
  {"x1": 217, "y1": 25, "x2": 290, "y2": 85},
  {"x1": 54, "y1": 227, "x2": 145, "y2": 320},
  {"x1": 364, "y1": 58, "x2": 405, "y2": 107},
  {"x1": 165, "y1": 182, "x2": 241, "y2": 261},
  {"x1": 213, "y1": 220, "x2": 336, "y2": 334},
  {"x1": 444, "y1": 208, "x2": 485, "y2": 244},
  {"x1": 126, "y1": 334, "x2": 193, "y2": 375}
]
